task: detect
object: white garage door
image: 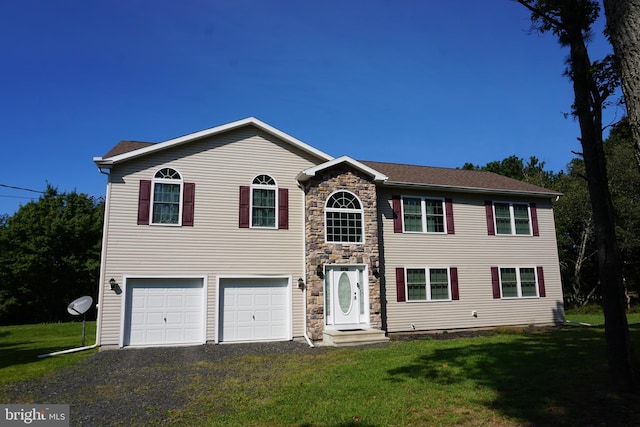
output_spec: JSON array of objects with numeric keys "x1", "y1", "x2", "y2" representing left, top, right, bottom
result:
[
  {"x1": 124, "y1": 278, "x2": 204, "y2": 346},
  {"x1": 219, "y1": 278, "x2": 290, "y2": 342}
]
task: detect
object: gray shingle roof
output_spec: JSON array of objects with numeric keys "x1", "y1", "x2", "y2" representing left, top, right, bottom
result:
[
  {"x1": 102, "y1": 141, "x2": 154, "y2": 159},
  {"x1": 360, "y1": 160, "x2": 561, "y2": 196},
  {"x1": 98, "y1": 139, "x2": 560, "y2": 197}
]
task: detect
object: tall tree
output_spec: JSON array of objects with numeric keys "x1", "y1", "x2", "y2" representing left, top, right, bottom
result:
[
  {"x1": 602, "y1": 0, "x2": 640, "y2": 169},
  {"x1": 516, "y1": 0, "x2": 634, "y2": 391},
  {"x1": 0, "y1": 186, "x2": 103, "y2": 324}
]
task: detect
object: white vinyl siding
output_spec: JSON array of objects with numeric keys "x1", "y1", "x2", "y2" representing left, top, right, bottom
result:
[
  {"x1": 98, "y1": 127, "x2": 318, "y2": 346},
  {"x1": 380, "y1": 190, "x2": 563, "y2": 333}
]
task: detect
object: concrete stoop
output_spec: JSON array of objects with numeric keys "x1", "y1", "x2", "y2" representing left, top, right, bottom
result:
[{"x1": 322, "y1": 328, "x2": 390, "y2": 347}]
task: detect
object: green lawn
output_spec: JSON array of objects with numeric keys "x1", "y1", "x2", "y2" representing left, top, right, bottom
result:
[
  {"x1": 0, "y1": 321, "x2": 97, "y2": 384},
  {"x1": 1, "y1": 315, "x2": 639, "y2": 426}
]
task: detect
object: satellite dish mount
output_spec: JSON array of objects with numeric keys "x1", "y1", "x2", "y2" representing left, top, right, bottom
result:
[{"x1": 67, "y1": 296, "x2": 93, "y2": 346}]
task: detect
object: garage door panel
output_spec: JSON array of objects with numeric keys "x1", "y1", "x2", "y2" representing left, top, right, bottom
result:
[
  {"x1": 219, "y1": 278, "x2": 290, "y2": 342},
  {"x1": 148, "y1": 295, "x2": 165, "y2": 308},
  {"x1": 124, "y1": 278, "x2": 204, "y2": 346},
  {"x1": 146, "y1": 312, "x2": 164, "y2": 325}
]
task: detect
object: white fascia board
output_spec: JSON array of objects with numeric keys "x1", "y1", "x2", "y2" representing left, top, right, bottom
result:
[
  {"x1": 297, "y1": 155, "x2": 388, "y2": 183},
  {"x1": 94, "y1": 117, "x2": 334, "y2": 168}
]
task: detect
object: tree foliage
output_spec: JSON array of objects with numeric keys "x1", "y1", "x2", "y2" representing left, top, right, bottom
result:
[
  {"x1": 553, "y1": 119, "x2": 640, "y2": 308},
  {"x1": 0, "y1": 186, "x2": 103, "y2": 325},
  {"x1": 462, "y1": 155, "x2": 557, "y2": 187}
]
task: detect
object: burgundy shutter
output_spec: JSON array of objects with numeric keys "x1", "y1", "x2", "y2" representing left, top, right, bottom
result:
[
  {"x1": 485, "y1": 200, "x2": 495, "y2": 235},
  {"x1": 395, "y1": 267, "x2": 406, "y2": 302},
  {"x1": 530, "y1": 203, "x2": 540, "y2": 236},
  {"x1": 392, "y1": 195, "x2": 402, "y2": 233},
  {"x1": 278, "y1": 188, "x2": 289, "y2": 230},
  {"x1": 182, "y1": 182, "x2": 195, "y2": 226},
  {"x1": 450, "y1": 267, "x2": 459, "y2": 300},
  {"x1": 239, "y1": 186, "x2": 250, "y2": 228},
  {"x1": 445, "y1": 198, "x2": 455, "y2": 234},
  {"x1": 491, "y1": 266, "x2": 501, "y2": 299},
  {"x1": 137, "y1": 180, "x2": 151, "y2": 225},
  {"x1": 537, "y1": 266, "x2": 546, "y2": 297}
]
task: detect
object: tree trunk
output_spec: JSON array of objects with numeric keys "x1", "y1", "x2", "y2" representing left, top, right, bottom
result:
[
  {"x1": 603, "y1": 0, "x2": 640, "y2": 169},
  {"x1": 562, "y1": 4, "x2": 635, "y2": 392}
]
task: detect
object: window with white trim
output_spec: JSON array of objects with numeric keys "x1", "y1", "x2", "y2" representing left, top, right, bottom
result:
[
  {"x1": 251, "y1": 174, "x2": 277, "y2": 228},
  {"x1": 406, "y1": 267, "x2": 451, "y2": 301},
  {"x1": 494, "y1": 202, "x2": 531, "y2": 235},
  {"x1": 325, "y1": 191, "x2": 363, "y2": 243},
  {"x1": 499, "y1": 267, "x2": 538, "y2": 298},
  {"x1": 402, "y1": 196, "x2": 445, "y2": 233},
  {"x1": 151, "y1": 168, "x2": 183, "y2": 225}
]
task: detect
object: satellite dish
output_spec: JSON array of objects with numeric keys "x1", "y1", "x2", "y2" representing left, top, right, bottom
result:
[{"x1": 67, "y1": 296, "x2": 93, "y2": 316}]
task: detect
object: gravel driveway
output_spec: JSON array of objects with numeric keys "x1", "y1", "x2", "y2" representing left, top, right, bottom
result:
[{"x1": 1, "y1": 340, "x2": 325, "y2": 426}]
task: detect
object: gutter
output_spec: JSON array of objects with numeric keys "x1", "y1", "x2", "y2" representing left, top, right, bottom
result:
[{"x1": 382, "y1": 181, "x2": 563, "y2": 198}]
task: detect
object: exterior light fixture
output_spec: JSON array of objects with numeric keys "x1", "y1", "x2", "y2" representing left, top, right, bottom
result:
[
  {"x1": 316, "y1": 265, "x2": 324, "y2": 279},
  {"x1": 297, "y1": 278, "x2": 305, "y2": 289},
  {"x1": 371, "y1": 261, "x2": 380, "y2": 278},
  {"x1": 109, "y1": 278, "x2": 117, "y2": 290}
]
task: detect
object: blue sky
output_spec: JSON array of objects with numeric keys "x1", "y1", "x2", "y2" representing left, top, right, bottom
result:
[{"x1": 0, "y1": 0, "x2": 621, "y2": 215}]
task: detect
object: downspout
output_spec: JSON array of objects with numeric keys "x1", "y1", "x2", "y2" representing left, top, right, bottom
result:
[
  {"x1": 94, "y1": 168, "x2": 112, "y2": 348},
  {"x1": 299, "y1": 182, "x2": 314, "y2": 348},
  {"x1": 38, "y1": 344, "x2": 97, "y2": 358},
  {"x1": 38, "y1": 169, "x2": 112, "y2": 358}
]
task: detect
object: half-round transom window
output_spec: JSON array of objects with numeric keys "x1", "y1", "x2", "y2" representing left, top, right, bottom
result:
[
  {"x1": 252, "y1": 174, "x2": 276, "y2": 186},
  {"x1": 154, "y1": 168, "x2": 181, "y2": 180}
]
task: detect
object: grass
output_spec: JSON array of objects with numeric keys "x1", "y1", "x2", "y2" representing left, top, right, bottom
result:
[
  {"x1": 171, "y1": 316, "x2": 640, "y2": 426},
  {"x1": 1, "y1": 315, "x2": 639, "y2": 426},
  {"x1": 0, "y1": 321, "x2": 97, "y2": 384}
]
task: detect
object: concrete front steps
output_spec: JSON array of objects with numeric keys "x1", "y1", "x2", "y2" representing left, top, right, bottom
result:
[{"x1": 322, "y1": 328, "x2": 390, "y2": 347}]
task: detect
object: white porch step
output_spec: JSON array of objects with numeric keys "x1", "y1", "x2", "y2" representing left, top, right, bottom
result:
[{"x1": 322, "y1": 328, "x2": 390, "y2": 347}]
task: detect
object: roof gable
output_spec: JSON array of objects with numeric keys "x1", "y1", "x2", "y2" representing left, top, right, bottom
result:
[
  {"x1": 94, "y1": 117, "x2": 334, "y2": 168},
  {"x1": 297, "y1": 156, "x2": 388, "y2": 183}
]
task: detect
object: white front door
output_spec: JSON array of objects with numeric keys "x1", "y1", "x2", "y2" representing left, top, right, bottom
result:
[{"x1": 331, "y1": 269, "x2": 361, "y2": 327}]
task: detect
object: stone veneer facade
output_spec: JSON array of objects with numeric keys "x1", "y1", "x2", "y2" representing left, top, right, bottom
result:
[{"x1": 303, "y1": 166, "x2": 382, "y2": 340}]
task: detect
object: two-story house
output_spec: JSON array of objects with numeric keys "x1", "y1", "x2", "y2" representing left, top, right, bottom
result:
[{"x1": 93, "y1": 117, "x2": 564, "y2": 348}]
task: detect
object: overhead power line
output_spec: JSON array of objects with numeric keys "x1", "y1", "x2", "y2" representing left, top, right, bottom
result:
[{"x1": 0, "y1": 184, "x2": 45, "y2": 194}]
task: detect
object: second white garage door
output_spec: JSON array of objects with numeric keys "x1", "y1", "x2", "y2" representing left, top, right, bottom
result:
[{"x1": 219, "y1": 278, "x2": 290, "y2": 343}]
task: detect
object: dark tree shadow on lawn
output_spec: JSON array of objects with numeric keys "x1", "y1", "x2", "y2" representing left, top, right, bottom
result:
[{"x1": 386, "y1": 322, "x2": 640, "y2": 426}]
